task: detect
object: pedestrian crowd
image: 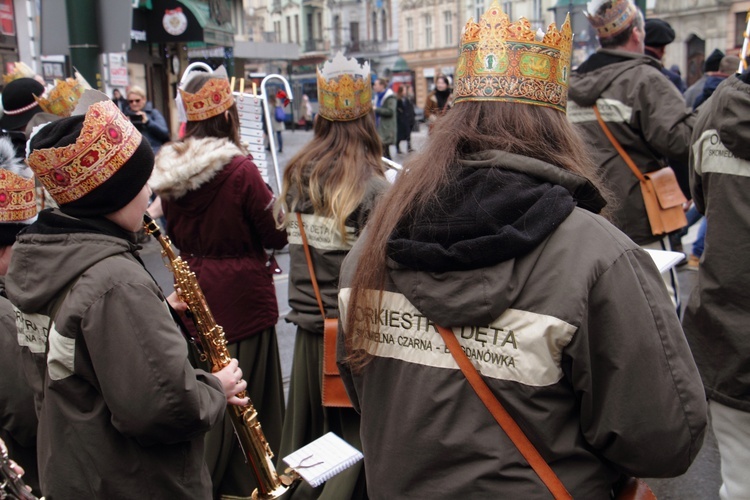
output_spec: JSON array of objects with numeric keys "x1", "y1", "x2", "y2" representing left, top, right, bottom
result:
[{"x1": 0, "y1": 0, "x2": 748, "y2": 498}]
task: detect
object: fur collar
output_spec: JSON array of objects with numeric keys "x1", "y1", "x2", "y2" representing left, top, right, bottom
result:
[{"x1": 150, "y1": 136, "x2": 244, "y2": 200}]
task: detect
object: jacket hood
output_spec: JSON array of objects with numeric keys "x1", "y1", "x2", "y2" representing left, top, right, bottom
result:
[
  {"x1": 569, "y1": 50, "x2": 661, "y2": 107},
  {"x1": 385, "y1": 151, "x2": 605, "y2": 325},
  {"x1": 6, "y1": 209, "x2": 139, "y2": 314},
  {"x1": 150, "y1": 136, "x2": 244, "y2": 201},
  {"x1": 713, "y1": 75, "x2": 750, "y2": 161}
]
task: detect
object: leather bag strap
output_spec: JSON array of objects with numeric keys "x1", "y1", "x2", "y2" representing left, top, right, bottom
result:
[
  {"x1": 436, "y1": 325, "x2": 573, "y2": 500},
  {"x1": 296, "y1": 212, "x2": 327, "y2": 320},
  {"x1": 593, "y1": 105, "x2": 647, "y2": 183}
]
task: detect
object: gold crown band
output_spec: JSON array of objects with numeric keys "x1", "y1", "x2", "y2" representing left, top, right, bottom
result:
[
  {"x1": 0, "y1": 171, "x2": 36, "y2": 222},
  {"x1": 453, "y1": 2, "x2": 572, "y2": 113},
  {"x1": 586, "y1": 0, "x2": 638, "y2": 39},
  {"x1": 36, "y1": 78, "x2": 85, "y2": 118},
  {"x1": 179, "y1": 78, "x2": 234, "y2": 122},
  {"x1": 317, "y1": 52, "x2": 373, "y2": 122},
  {"x1": 28, "y1": 100, "x2": 142, "y2": 205}
]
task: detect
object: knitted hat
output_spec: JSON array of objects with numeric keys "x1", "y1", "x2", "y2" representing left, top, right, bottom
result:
[
  {"x1": 644, "y1": 18, "x2": 675, "y2": 47},
  {"x1": 0, "y1": 78, "x2": 45, "y2": 132},
  {"x1": 0, "y1": 135, "x2": 36, "y2": 246},
  {"x1": 27, "y1": 100, "x2": 154, "y2": 217},
  {"x1": 704, "y1": 49, "x2": 725, "y2": 73}
]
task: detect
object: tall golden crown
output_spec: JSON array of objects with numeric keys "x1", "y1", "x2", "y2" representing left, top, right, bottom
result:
[
  {"x1": 585, "y1": 0, "x2": 638, "y2": 39},
  {"x1": 317, "y1": 52, "x2": 372, "y2": 122},
  {"x1": 179, "y1": 77, "x2": 234, "y2": 122},
  {"x1": 36, "y1": 78, "x2": 85, "y2": 117},
  {"x1": 28, "y1": 100, "x2": 142, "y2": 205},
  {"x1": 453, "y1": 1, "x2": 572, "y2": 112}
]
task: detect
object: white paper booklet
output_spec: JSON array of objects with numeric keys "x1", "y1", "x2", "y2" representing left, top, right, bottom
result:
[
  {"x1": 644, "y1": 249, "x2": 685, "y2": 273},
  {"x1": 282, "y1": 432, "x2": 364, "y2": 487}
]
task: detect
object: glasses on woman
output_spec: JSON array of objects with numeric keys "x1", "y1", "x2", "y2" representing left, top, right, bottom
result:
[{"x1": 128, "y1": 99, "x2": 141, "y2": 104}]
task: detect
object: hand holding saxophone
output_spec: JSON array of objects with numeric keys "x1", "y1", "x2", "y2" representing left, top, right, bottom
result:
[{"x1": 214, "y1": 358, "x2": 249, "y2": 406}]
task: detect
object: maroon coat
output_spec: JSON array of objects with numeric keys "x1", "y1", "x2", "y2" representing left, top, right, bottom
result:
[{"x1": 152, "y1": 137, "x2": 288, "y2": 343}]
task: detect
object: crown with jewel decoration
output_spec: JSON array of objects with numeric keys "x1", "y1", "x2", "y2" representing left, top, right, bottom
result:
[
  {"x1": 585, "y1": 0, "x2": 639, "y2": 39},
  {"x1": 453, "y1": 1, "x2": 572, "y2": 112},
  {"x1": 179, "y1": 77, "x2": 234, "y2": 122},
  {"x1": 27, "y1": 100, "x2": 142, "y2": 205},
  {"x1": 317, "y1": 52, "x2": 372, "y2": 122},
  {"x1": 36, "y1": 78, "x2": 86, "y2": 117}
]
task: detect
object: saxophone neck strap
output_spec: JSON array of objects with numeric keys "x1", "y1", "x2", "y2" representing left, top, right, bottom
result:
[
  {"x1": 296, "y1": 212, "x2": 327, "y2": 320},
  {"x1": 435, "y1": 324, "x2": 573, "y2": 500}
]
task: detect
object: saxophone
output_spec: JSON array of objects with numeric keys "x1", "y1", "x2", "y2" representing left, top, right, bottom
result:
[{"x1": 143, "y1": 215, "x2": 295, "y2": 499}]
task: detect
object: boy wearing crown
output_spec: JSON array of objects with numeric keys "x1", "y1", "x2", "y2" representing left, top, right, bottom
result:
[
  {"x1": 5, "y1": 99, "x2": 249, "y2": 498},
  {"x1": 567, "y1": 0, "x2": 695, "y2": 309},
  {"x1": 0, "y1": 136, "x2": 40, "y2": 495}
]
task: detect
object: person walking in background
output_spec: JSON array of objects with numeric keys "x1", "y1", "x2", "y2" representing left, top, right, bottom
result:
[
  {"x1": 338, "y1": 5, "x2": 707, "y2": 497},
  {"x1": 693, "y1": 55, "x2": 740, "y2": 109},
  {"x1": 276, "y1": 52, "x2": 389, "y2": 500},
  {"x1": 682, "y1": 65, "x2": 750, "y2": 500},
  {"x1": 111, "y1": 88, "x2": 127, "y2": 112},
  {"x1": 644, "y1": 18, "x2": 686, "y2": 93},
  {"x1": 300, "y1": 94, "x2": 313, "y2": 131},
  {"x1": 684, "y1": 49, "x2": 724, "y2": 109},
  {"x1": 125, "y1": 85, "x2": 170, "y2": 153},
  {"x1": 269, "y1": 93, "x2": 286, "y2": 153},
  {"x1": 567, "y1": 0, "x2": 696, "y2": 311},
  {"x1": 150, "y1": 72, "x2": 288, "y2": 499},
  {"x1": 396, "y1": 86, "x2": 415, "y2": 154},
  {"x1": 423, "y1": 74, "x2": 453, "y2": 132},
  {"x1": 372, "y1": 77, "x2": 396, "y2": 159},
  {"x1": 7, "y1": 97, "x2": 243, "y2": 499}
]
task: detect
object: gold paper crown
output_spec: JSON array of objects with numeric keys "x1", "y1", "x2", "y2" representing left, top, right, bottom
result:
[
  {"x1": 317, "y1": 52, "x2": 372, "y2": 122},
  {"x1": 28, "y1": 100, "x2": 142, "y2": 205},
  {"x1": 36, "y1": 78, "x2": 85, "y2": 117},
  {"x1": 2, "y1": 62, "x2": 36, "y2": 84},
  {"x1": 453, "y1": 1, "x2": 572, "y2": 112},
  {"x1": 585, "y1": 0, "x2": 638, "y2": 39},
  {"x1": 0, "y1": 171, "x2": 36, "y2": 223},
  {"x1": 179, "y1": 77, "x2": 234, "y2": 121}
]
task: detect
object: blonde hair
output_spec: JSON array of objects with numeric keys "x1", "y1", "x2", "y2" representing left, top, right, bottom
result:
[
  {"x1": 275, "y1": 113, "x2": 385, "y2": 240},
  {"x1": 127, "y1": 86, "x2": 146, "y2": 99}
]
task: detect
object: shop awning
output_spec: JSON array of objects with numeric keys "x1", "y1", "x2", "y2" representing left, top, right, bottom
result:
[{"x1": 147, "y1": 0, "x2": 234, "y2": 46}]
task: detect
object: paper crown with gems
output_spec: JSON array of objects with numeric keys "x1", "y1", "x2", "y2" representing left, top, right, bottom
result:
[
  {"x1": 317, "y1": 52, "x2": 372, "y2": 122},
  {"x1": 453, "y1": 1, "x2": 572, "y2": 113},
  {"x1": 36, "y1": 78, "x2": 86, "y2": 117},
  {"x1": 0, "y1": 137, "x2": 36, "y2": 224},
  {"x1": 27, "y1": 100, "x2": 143, "y2": 205},
  {"x1": 179, "y1": 77, "x2": 234, "y2": 122},
  {"x1": 585, "y1": 0, "x2": 639, "y2": 39},
  {"x1": 2, "y1": 62, "x2": 36, "y2": 84}
]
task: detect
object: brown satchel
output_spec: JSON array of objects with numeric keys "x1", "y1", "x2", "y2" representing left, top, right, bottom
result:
[
  {"x1": 436, "y1": 324, "x2": 656, "y2": 500},
  {"x1": 296, "y1": 213, "x2": 353, "y2": 408},
  {"x1": 593, "y1": 106, "x2": 687, "y2": 236}
]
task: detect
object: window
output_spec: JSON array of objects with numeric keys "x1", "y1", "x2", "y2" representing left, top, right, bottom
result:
[
  {"x1": 294, "y1": 14, "x2": 300, "y2": 44},
  {"x1": 736, "y1": 12, "x2": 748, "y2": 48},
  {"x1": 444, "y1": 11, "x2": 453, "y2": 47},
  {"x1": 474, "y1": 0, "x2": 485, "y2": 21},
  {"x1": 317, "y1": 12, "x2": 323, "y2": 41},
  {"x1": 274, "y1": 20, "x2": 281, "y2": 42},
  {"x1": 502, "y1": 1, "x2": 512, "y2": 19},
  {"x1": 425, "y1": 14, "x2": 433, "y2": 48},
  {"x1": 307, "y1": 13, "x2": 313, "y2": 41},
  {"x1": 532, "y1": 0, "x2": 543, "y2": 28},
  {"x1": 286, "y1": 16, "x2": 292, "y2": 43},
  {"x1": 382, "y1": 10, "x2": 387, "y2": 41},
  {"x1": 407, "y1": 17, "x2": 414, "y2": 50},
  {"x1": 372, "y1": 12, "x2": 378, "y2": 42},
  {"x1": 350, "y1": 21, "x2": 360, "y2": 50},
  {"x1": 334, "y1": 15, "x2": 341, "y2": 47}
]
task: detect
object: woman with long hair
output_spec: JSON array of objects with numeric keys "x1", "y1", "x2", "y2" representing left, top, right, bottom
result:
[
  {"x1": 337, "y1": 6, "x2": 707, "y2": 498},
  {"x1": 276, "y1": 53, "x2": 388, "y2": 499},
  {"x1": 150, "y1": 72, "x2": 288, "y2": 499}
]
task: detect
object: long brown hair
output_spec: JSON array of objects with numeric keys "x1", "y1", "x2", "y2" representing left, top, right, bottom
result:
[
  {"x1": 182, "y1": 73, "x2": 242, "y2": 148},
  {"x1": 276, "y1": 112, "x2": 385, "y2": 239},
  {"x1": 344, "y1": 100, "x2": 609, "y2": 369}
]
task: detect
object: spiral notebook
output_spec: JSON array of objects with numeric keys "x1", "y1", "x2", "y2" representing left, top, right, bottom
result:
[{"x1": 282, "y1": 432, "x2": 364, "y2": 487}]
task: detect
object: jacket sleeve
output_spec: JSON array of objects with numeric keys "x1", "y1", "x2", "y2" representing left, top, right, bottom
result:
[
  {"x1": 240, "y1": 157, "x2": 288, "y2": 250},
  {"x1": 564, "y1": 248, "x2": 707, "y2": 477},
  {"x1": 146, "y1": 108, "x2": 171, "y2": 144},
  {"x1": 631, "y1": 72, "x2": 696, "y2": 165},
  {"x1": 375, "y1": 97, "x2": 396, "y2": 117},
  {"x1": 82, "y1": 281, "x2": 226, "y2": 446},
  {"x1": 0, "y1": 313, "x2": 37, "y2": 447}
]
